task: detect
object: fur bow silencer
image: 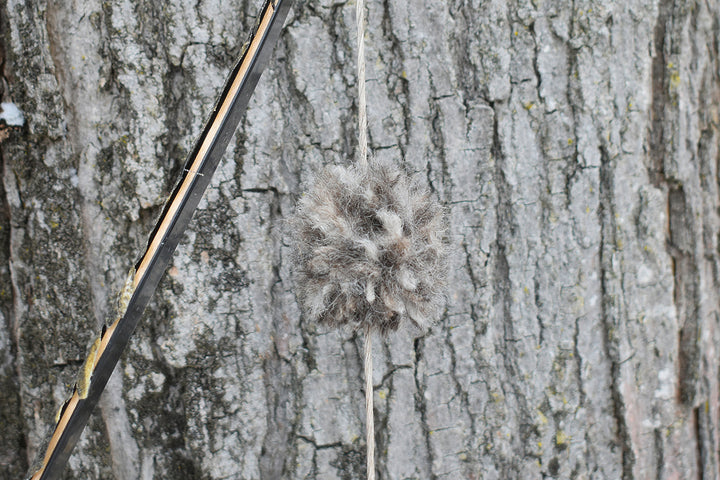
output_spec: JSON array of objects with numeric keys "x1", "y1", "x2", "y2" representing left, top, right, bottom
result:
[{"x1": 292, "y1": 160, "x2": 448, "y2": 335}]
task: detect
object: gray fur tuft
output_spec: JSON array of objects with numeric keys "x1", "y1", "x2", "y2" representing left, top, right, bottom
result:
[{"x1": 291, "y1": 159, "x2": 448, "y2": 335}]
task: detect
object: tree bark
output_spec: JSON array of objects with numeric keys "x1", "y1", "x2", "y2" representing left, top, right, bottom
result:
[{"x1": 1, "y1": 0, "x2": 720, "y2": 479}]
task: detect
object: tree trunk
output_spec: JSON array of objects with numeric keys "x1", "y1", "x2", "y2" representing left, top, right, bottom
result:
[{"x1": 1, "y1": 0, "x2": 719, "y2": 478}]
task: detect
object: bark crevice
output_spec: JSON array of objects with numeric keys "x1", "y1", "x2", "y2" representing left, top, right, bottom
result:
[{"x1": 598, "y1": 145, "x2": 635, "y2": 479}]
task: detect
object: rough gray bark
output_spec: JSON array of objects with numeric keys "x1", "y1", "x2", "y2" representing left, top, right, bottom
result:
[{"x1": 1, "y1": 0, "x2": 719, "y2": 479}]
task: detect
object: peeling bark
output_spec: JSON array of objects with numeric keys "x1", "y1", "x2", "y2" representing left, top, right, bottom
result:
[{"x1": 1, "y1": 0, "x2": 720, "y2": 479}]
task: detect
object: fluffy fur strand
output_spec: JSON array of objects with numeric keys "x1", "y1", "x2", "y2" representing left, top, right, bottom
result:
[{"x1": 291, "y1": 159, "x2": 448, "y2": 335}]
